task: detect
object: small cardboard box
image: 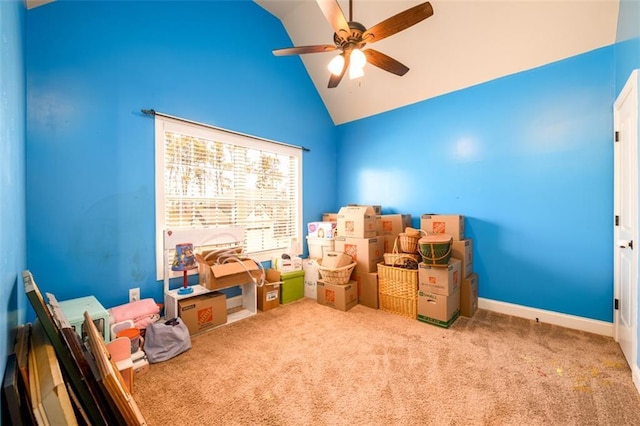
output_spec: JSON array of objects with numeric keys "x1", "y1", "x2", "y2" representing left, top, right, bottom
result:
[
  {"x1": 316, "y1": 279, "x2": 358, "y2": 312},
  {"x1": 418, "y1": 259, "x2": 461, "y2": 296},
  {"x1": 452, "y1": 239, "x2": 473, "y2": 278},
  {"x1": 417, "y1": 288, "x2": 460, "y2": 328},
  {"x1": 266, "y1": 269, "x2": 305, "y2": 304},
  {"x1": 460, "y1": 273, "x2": 478, "y2": 318},
  {"x1": 302, "y1": 258, "x2": 319, "y2": 299},
  {"x1": 196, "y1": 252, "x2": 262, "y2": 291},
  {"x1": 257, "y1": 281, "x2": 280, "y2": 312},
  {"x1": 420, "y1": 214, "x2": 465, "y2": 241},
  {"x1": 337, "y1": 205, "x2": 377, "y2": 238},
  {"x1": 307, "y1": 221, "x2": 336, "y2": 238},
  {"x1": 352, "y1": 271, "x2": 378, "y2": 309},
  {"x1": 178, "y1": 292, "x2": 227, "y2": 335},
  {"x1": 334, "y1": 236, "x2": 384, "y2": 274}
]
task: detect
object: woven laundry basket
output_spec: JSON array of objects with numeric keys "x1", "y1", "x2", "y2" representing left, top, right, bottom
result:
[
  {"x1": 377, "y1": 259, "x2": 418, "y2": 319},
  {"x1": 317, "y1": 261, "x2": 356, "y2": 285}
]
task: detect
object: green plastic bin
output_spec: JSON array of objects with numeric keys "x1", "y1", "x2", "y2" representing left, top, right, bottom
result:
[{"x1": 267, "y1": 269, "x2": 305, "y2": 304}]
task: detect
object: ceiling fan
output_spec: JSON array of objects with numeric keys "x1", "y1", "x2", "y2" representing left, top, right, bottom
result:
[{"x1": 272, "y1": 0, "x2": 434, "y2": 89}]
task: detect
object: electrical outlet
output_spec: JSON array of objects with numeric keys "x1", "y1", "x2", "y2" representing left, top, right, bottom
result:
[{"x1": 129, "y1": 288, "x2": 140, "y2": 303}]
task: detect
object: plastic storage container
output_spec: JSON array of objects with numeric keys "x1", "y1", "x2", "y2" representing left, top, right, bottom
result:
[
  {"x1": 267, "y1": 269, "x2": 305, "y2": 304},
  {"x1": 306, "y1": 236, "x2": 335, "y2": 259}
]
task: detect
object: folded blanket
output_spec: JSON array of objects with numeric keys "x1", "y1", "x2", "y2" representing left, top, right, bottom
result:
[{"x1": 109, "y1": 298, "x2": 160, "y2": 329}]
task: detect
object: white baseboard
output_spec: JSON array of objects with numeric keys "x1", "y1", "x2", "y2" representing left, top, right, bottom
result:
[
  {"x1": 226, "y1": 295, "x2": 243, "y2": 310},
  {"x1": 633, "y1": 363, "x2": 640, "y2": 395},
  {"x1": 478, "y1": 297, "x2": 614, "y2": 337}
]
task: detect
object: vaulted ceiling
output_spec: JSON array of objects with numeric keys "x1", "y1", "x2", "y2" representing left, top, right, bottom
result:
[
  {"x1": 24, "y1": 0, "x2": 620, "y2": 125},
  {"x1": 255, "y1": 0, "x2": 620, "y2": 124}
]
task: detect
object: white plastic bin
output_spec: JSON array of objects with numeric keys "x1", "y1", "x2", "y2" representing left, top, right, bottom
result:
[{"x1": 306, "y1": 236, "x2": 335, "y2": 259}]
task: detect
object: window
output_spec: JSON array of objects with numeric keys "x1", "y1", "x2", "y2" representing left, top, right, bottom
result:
[{"x1": 155, "y1": 115, "x2": 302, "y2": 280}]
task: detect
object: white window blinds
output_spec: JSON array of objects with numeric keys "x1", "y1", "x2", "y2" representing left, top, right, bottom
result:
[{"x1": 155, "y1": 115, "x2": 302, "y2": 279}]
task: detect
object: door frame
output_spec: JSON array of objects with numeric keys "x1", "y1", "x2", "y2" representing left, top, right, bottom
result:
[{"x1": 613, "y1": 68, "x2": 640, "y2": 393}]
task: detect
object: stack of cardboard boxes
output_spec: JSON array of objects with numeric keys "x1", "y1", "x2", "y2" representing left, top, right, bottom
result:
[
  {"x1": 306, "y1": 205, "x2": 415, "y2": 311},
  {"x1": 304, "y1": 208, "x2": 478, "y2": 328},
  {"x1": 416, "y1": 214, "x2": 478, "y2": 328},
  {"x1": 315, "y1": 205, "x2": 379, "y2": 312},
  {"x1": 302, "y1": 214, "x2": 337, "y2": 300},
  {"x1": 333, "y1": 205, "x2": 382, "y2": 311},
  {"x1": 360, "y1": 212, "x2": 413, "y2": 309}
]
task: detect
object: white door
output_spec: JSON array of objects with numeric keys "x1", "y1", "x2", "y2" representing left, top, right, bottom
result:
[{"x1": 614, "y1": 69, "x2": 639, "y2": 370}]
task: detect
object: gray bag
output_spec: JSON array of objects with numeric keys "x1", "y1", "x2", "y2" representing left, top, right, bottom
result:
[{"x1": 144, "y1": 318, "x2": 191, "y2": 363}]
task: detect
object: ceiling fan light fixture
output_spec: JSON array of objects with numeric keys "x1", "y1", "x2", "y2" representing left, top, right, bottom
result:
[
  {"x1": 328, "y1": 54, "x2": 345, "y2": 76},
  {"x1": 349, "y1": 64, "x2": 365, "y2": 80},
  {"x1": 351, "y1": 48, "x2": 366, "y2": 69}
]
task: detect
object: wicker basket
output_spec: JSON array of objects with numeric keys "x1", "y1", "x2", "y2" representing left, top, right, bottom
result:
[
  {"x1": 397, "y1": 229, "x2": 426, "y2": 254},
  {"x1": 383, "y1": 238, "x2": 420, "y2": 266},
  {"x1": 317, "y1": 261, "x2": 356, "y2": 285},
  {"x1": 418, "y1": 234, "x2": 453, "y2": 267},
  {"x1": 377, "y1": 259, "x2": 418, "y2": 319}
]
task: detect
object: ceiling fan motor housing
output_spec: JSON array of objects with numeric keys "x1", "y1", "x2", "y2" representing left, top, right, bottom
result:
[{"x1": 333, "y1": 21, "x2": 367, "y2": 49}]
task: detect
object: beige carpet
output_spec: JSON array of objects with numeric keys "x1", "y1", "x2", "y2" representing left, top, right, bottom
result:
[{"x1": 133, "y1": 298, "x2": 640, "y2": 425}]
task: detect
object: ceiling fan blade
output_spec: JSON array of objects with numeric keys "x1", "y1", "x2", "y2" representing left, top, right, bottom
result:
[
  {"x1": 317, "y1": 0, "x2": 350, "y2": 39},
  {"x1": 364, "y1": 49, "x2": 409, "y2": 76},
  {"x1": 362, "y1": 2, "x2": 434, "y2": 44},
  {"x1": 328, "y1": 50, "x2": 351, "y2": 88},
  {"x1": 273, "y1": 44, "x2": 338, "y2": 56}
]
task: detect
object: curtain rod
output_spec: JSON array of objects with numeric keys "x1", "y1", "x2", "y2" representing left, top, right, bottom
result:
[{"x1": 141, "y1": 109, "x2": 310, "y2": 152}]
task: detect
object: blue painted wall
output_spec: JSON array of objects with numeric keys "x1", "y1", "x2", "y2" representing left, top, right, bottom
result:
[
  {"x1": 25, "y1": 0, "x2": 337, "y2": 312},
  {"x1": 0, "y1": 0, "x2": 27, "y2": 390},
  {"x1": 336, "y1": 47, "x2": 615, "y2": 322},
  {"x1": 17, "y1": 0, "x2": 640, "y2": 366}
]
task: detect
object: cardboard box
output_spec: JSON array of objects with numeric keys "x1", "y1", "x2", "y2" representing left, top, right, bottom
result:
[
  {"x1": 353, "y1": 271, "x2": 378, "y2": 309},
  {"x1": 270, "y1": 255, "x2": 302, "y2": 272},
  {"x1": 178, "y1": 292, "x2": 227, "y2": 335},
  {"x1": 379, "y1": 214, "x2": 412, "y2": 235},
  {"x1": 460, "y1": 273, "x2": 478, "y2": 318},
  {"x1": 348, "y1": 204, "x2": 382, "y2": 215},
  {"x1": 420, "y1": 214, "x2": 465, "y2": 241},
  {"x1": 334, "y1": 236, "x2": 384, "y2": 274},
  {"x1": 452, "y1": 239, "x2": 473, "y2": 278},
  {"x1": 196, "y1": 253, "x2": 262, "y2": 291},
  {"x1": 337, "y1": 205, "x2": 377, "y2": 238},
  {"x1": 418, "y1": 259, "x2": 461, "y2": 296},
  {"x1": 378, "y1": 214, "x2": 412, "y2": 252},
  {"x1": 321, "y1": 251, "x2": 353, "y2": 269},
  {"x1": 307, "y1": 221, "x2": 336, "y2": 238},
  {"x1": 417, "y1": 288, "x2": 460, "y2": 328},
  {"x1": 266, "y1": 269, "x2": 305, "y2": 304},
  {"x1": 306, "y1": 236, "x2": 335, "y2": 259},
  {"x1": 257, "y1": 281, "x2": 280, "y2": 312},
  {"x1": 316, "y1": 280, "x2": 358, "y2": 312},
  {"x1": 382, "y1": 235, "x2": 395, "y2": 254},
  {"x1": 322, "y1": 213, "x2": 338, "y2": 222},
  {"x1": 302, "y1": 259, "x2": 319, "y2": 299}
]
